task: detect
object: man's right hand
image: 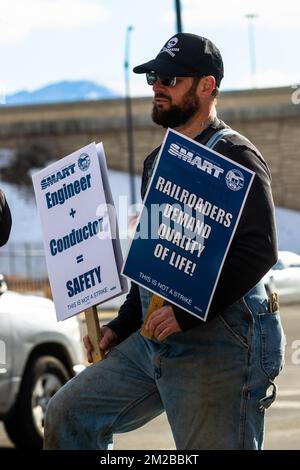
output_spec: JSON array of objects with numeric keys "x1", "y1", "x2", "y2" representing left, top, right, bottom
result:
[{"x1": 83, "y1": 326, "x2": 118, "y2": 363}]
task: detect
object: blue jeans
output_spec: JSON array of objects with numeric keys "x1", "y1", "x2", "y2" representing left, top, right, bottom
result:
[{"x1": 44, "y1": 282, "x2": 285, "y2": 449}]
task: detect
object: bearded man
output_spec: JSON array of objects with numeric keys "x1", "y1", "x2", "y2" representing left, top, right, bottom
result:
[{"x1": 44, "y1": 33, "x2": 285, "y2": 450}]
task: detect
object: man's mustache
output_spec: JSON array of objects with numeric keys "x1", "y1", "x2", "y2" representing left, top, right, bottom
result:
[{"x1": 154, "y1": 93, "x2": 170, "y2": 100}]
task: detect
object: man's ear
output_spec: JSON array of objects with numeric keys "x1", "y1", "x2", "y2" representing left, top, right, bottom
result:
[{"x1": 198, "y1": 76, "x2": 216, "y2": 97}]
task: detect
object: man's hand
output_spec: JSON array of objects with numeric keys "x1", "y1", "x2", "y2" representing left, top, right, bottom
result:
[
  {"x1": 144, "y1": 305, "x2": 182, "y2": 341},
  {"x1": 83, "y1": 326, "x2": 118, "y2": 363}
]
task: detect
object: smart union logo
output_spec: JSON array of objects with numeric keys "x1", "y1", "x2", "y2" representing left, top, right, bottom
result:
[
  {"x1": 40, "y1": 153, "x2": 91, "y2": 190},
  {"x1": 225, "y1": 169, "x2": 244, "y2": 191},
  {"x1": 40, "y1": 163, "x2": 76, "y2": 190},
  {"x1": 168, "y1": 143, "x2": 224, "y2": 179},
  {"x1": 78, "y1": 153, "x2": 91, "y2": 171}
]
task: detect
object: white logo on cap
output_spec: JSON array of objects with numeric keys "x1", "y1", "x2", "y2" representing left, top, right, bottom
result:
[
  {"x1": 167, "y1": 37, "x2": 178, "y2": 48},
  {"x1": 159, "y1": 36, "x2": 179, "y2": 58}
]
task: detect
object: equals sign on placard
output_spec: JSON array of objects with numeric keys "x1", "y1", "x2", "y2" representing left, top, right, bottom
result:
[{"x1": 76, "y1": 255, "x2": 84, "y2": 264}]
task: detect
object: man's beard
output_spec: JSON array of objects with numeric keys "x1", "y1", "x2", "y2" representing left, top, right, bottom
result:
[{"x1": 152, "y1": 83, "x2": 200, "y2": 128}]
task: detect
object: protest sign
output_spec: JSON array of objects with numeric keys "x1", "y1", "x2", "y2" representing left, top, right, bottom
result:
[
  {"x1": 122, "y1": 129, "x2": 255, "y2": 321},
  {"x1": 33, "y1": 142, "x2": 127, "y2": 322}
]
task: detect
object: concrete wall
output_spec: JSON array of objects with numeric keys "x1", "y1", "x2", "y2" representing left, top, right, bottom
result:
[{"x1": 0, "y1": 86, "x2": 299, "y2": 210}]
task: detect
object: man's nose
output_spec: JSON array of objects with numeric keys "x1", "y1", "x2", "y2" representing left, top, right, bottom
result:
[{"x1": 153, "y1": 79, "x2": 165, "y2": 93}]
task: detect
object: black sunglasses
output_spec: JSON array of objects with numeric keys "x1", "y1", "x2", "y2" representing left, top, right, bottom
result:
[{"x1": 146, "y1": 71, "x2": 177, "y2": 87}]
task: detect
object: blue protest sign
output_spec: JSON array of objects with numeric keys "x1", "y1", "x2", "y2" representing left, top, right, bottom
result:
[{"x1": 122, "y1": 129, "x2": 255, "y2": 321}]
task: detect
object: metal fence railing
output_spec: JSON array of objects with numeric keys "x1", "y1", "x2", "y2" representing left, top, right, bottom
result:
[
  {"x1": 0, "y1": 243, "x2": 51, "y2": 297},
  {"x1": 0, "y1": 242, "x2": 47, "y2": 278},
  {"x1": 5, "y1": 275, "x2": 52, "y2": 298}
]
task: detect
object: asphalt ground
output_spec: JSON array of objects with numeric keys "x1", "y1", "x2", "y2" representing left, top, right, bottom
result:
[{"x1": 1, "y1": 303, "x2": 299, "y2": 450}]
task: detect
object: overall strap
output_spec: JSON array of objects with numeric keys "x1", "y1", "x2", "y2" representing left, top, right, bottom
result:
[{"x1": 205, "y1": 128, "x2": 238, "y2": 149}]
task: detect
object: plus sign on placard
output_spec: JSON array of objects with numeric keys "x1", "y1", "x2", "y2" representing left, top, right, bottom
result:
[{"x1": 69, "y1": 208, "x2": 76, "y2": 218}]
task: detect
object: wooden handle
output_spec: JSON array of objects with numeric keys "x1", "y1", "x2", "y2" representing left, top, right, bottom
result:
[
  {"x1": 85, "y1": 306, "x2": 105, "y2": 362},
  {"x1": 140, "y1": 294, "x2": 166, "y2": 339}
]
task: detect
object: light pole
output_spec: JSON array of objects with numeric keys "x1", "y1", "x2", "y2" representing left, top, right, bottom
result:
[
  {"x1": 175, "y1": 0, "x2": 183, "y2": 33},
  {"x1": 245, "y1": 13, "x2": 259, "y2": 88},
  {"x1": 124, "y1": 25, "x2": 136, "y2": 205}
]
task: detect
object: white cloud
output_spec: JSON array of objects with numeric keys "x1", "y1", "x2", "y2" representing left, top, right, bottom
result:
[
  {"x1": 165, "y1": 0, "x2": 300, "y2": 27},
  {"x1": 0, "y1": 0, "x2": 109, "y2": 42}
]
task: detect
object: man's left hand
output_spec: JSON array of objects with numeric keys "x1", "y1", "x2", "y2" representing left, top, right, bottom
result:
[{"x1": 145, "y1": 305, "x2": 182, "y2": 341}]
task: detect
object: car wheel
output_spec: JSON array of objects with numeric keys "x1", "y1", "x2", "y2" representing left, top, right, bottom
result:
[{"x1": 4, "y1": 355, "x2": 70, "y2": 449}]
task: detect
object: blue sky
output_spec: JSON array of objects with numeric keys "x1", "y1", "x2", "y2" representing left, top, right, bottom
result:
[{"x1": 0, "y1": 0, "x2": 299, "y2": 98}]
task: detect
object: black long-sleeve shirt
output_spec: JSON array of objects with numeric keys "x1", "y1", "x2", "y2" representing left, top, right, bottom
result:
[
  {"x1": 0, "y1": 189, "x2": 12, "y2": 247},
  {"x1": 108, "y1": 117, "x2": 277, "y2": 340}
]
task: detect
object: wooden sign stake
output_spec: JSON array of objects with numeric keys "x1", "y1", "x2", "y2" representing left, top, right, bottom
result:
[
  {"x1": 140, "y1": 294, "x2": 166, "y2": 339},
  {"x1": 84, "y1": 305, "x2": 105, "y2": 362}
]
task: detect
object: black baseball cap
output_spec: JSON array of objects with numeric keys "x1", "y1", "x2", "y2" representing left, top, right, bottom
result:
[{"x1": 133, "y1": 32, "x2": 224, "y2": 87}]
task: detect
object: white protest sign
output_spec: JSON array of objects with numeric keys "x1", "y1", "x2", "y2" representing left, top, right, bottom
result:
[
  {"x1": 96, "y1": 143, "x2": 127, "y2": 296},
  {"x1": 33, "y1": 142, "x2": 127, "y2": 321}
]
